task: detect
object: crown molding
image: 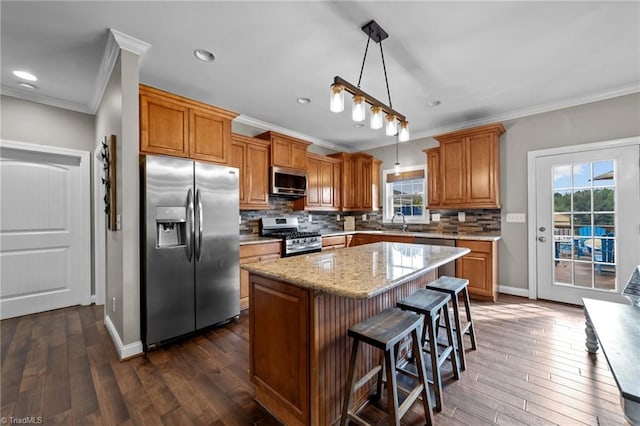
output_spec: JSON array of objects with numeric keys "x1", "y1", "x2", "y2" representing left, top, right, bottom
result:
[
  {"x1": 87, "y1": 29, "x2": 151, "y2": 113},
  {"x1": 235, "y1": 114, "x2": 349, "y2": 152},
  {"x1": 357, "y1": 83, "x2": 640, "y2": 151},
  {"x1": 0, "y1": 85, "x2": 92, "y2": 114}
]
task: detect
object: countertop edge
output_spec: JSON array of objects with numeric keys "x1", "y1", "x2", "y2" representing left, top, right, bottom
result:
[
  {"x1": 320, "y1": 230, "x2": 501, "y2": 242},
  {"x1": 243, "y1": 244, "x2": 471, "y2": 299}
]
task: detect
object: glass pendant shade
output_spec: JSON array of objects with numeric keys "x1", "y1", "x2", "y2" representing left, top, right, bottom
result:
[
  {"x1": 394, "y1": 161, "x2": 400, "y2": 176},
  {"x1": 330, "y1": 84, "x2": 344, "y2": 113},
  {"x1": 370, "y1": 106, "x2": 383, "y2": 129},
  {"x1": 385, "y1": 114, "x2": 397, "y2": 136},
  {"x1": 398, "y1": 121, "x2": 410, "y2": 142},
  {"x1": 352, "y1": 95, "x2": 366, "y2": 122}
]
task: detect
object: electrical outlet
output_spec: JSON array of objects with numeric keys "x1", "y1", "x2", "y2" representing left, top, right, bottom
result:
[
  {"x1": 458, "y1": 211, "x2": 466, "y2": 222},
  {"x1": 308, "y1": 214, "x2": 313, "y2": 222},
  {"x1": 506, "y1": 213, "x2": 526, "y2": 223},
  {"x1": 116, "y1": 214, "x2": 121, "y2": 230},
  {"x1": 336, "y1": 214, "x2": 341, "y2": 221},
  {"x1": 362, "y1": 214, "x2": 367, "y2": 221},
  {"x1": 112, "y1": 296, "x2": 116, "y2": 313},
  {"x1": 432, "y1": 213, "x2": 441, "y2": 222}
]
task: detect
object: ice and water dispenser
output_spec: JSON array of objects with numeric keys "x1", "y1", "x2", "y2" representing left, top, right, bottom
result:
[{"x1": 156, "y1": 207, "x2": 187, "y2": 248}]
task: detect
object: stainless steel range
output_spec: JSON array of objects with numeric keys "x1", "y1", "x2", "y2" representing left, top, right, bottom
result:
[{"x1": 259, "y1": 217, "x2": 322, "y2": 257}]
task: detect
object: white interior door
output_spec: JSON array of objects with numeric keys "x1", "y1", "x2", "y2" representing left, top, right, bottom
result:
[
  {"x1": 533, "y1": 143, "x2": 640, "y2": 305},
  {"x1": 0, "y1": 141, "x2": 91, "y2": 319}
]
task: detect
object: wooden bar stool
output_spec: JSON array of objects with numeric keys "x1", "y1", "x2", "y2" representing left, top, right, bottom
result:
[
  {"x1": 397, "y1": 289, "x2": 460, "y2": 412},
  {"x1": 340, "y1": 308, "x2": 433, "y2": 426},
  {"x1": 427, "y1": 276, "x2": 477, "y2": 371}
]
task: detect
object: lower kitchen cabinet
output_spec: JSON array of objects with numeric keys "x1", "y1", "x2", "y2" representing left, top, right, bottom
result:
[
  {"x1": 455, "y1": 239, "x2": 498, "y2": 302},
  {"x1": 321, "y1": 235, "x2": 347, "y2": 251},
  {"x1": 239, "y1": 242, "x2": 281, "y2": 310},
  {"x1": 348, "y1": 233, "x2": 415, "y2": 247}
]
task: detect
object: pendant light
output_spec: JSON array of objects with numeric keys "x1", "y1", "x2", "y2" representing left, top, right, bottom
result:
[
  {"x1": 329, "y1": 83, "x2": 345, "y2": 112},
  {"x1": 329, "y1": 20, "x2": 408, "y2": 141},
  {"x1": 398, "y1": 120, "x2": 410, "y2": 142}
]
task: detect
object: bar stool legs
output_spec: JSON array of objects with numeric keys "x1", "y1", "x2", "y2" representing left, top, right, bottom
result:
[
  {"x1": 340, "y1": 308, "x2": 433, "y2": 426},
  {"x1": 427, "y1": 276, "x2": 478, "y2": 371}
]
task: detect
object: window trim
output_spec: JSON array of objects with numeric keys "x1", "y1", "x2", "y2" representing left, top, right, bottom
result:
[{"x1": 382, "y1": 164, "x2": 430, "y2": 224}]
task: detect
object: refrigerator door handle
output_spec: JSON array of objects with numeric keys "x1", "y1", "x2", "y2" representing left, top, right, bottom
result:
[
  {"x1": 185, "y1": 188, "x2": 194, "y2": 262},
  {"x1": 195, "y1": 189, "x2": 204, "y2": 262}
]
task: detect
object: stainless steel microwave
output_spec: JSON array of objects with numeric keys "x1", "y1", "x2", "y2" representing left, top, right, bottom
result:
[{"x1": 271, "y1": 166, "x2": 307, "y2": 197}]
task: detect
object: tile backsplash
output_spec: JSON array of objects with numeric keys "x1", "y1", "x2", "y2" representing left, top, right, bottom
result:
[{"x1": 240, "y1": 196, "x2": 501, "y2": 235}]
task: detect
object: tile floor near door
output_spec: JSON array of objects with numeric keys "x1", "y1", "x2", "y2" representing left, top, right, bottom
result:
[{"x1": 1, "y1": 295, "x2": 628, "y2": 425}]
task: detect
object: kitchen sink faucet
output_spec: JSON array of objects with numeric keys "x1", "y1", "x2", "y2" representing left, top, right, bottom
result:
[{"x1": 392, "y1": 212, "x2": 407, "y2": 232}]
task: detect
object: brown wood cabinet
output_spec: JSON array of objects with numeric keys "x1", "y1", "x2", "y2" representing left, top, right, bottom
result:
[
  {"x1": 321, "y1": 235, "x2": 347, "y2": 251},
  {"x1": 348, "y1": 233, "x2": 415, "y2": 247},
  {"x1": 256, "y1": 131, "x2": 310, "y2": 170},
  {"x1": 231, "y1": 134, "x2": 270, "y2": 210},
  {"x1": 294, "y1": 153, "x2": 341, "y2": 211},
  {"x1": 139, "y1": 84, "x2": 238, "y2": 164},
  {"x1": 426, "y1": 123, "x2": 504, "y2": 209},
  {"x1": 455, "y1": 239, "x2": 498, "y2": 302},
  {"x1": 239, "y1": 242, "x2": 281, "y2": 310},
  {"x1": 328, "y1": 152, "x2": 381, "y2": 211},
  {"x1": 425, "y1": 147, "x2": 441, "y2": 207}
]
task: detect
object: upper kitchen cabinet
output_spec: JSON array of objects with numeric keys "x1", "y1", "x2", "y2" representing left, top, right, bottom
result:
[
  {"x1": 293, "y1": 153, "x2": 341, "y2": 211},
  {"x1": 328, "y1": 152, "x2": 381, "y2": 211},
  {"x1": 255, "y1": 131, "x2": 310, "y2": 170},
  {"x1": 139, "y1": 84, "x2": 238, "y2": 164},
  {"x1": 427, "y1": 123, "x2": 505, "y2": 209},
  {"x1": 231, "y1": 134, "x2": 270, "y2": 210}
]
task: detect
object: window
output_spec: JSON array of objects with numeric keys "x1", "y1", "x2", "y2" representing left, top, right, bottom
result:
[{"x1": 382, "y1": 165, "x2": 429, "y2": 223}]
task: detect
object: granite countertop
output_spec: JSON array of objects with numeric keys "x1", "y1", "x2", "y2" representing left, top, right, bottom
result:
[
  {"x1": 242, "y1": 242, "x2": 470, "y2": 299},
  {"x1": 321, "y1": 230, "x2": 501, "y2": 242},
  {"x1": 239, "y1": 235, "x2": 281, "y2": 245}
]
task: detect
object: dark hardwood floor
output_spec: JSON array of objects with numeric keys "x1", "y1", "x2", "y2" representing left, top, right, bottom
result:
[{"x1": 1, "y1": 295, "x2": 628, "y2": 425}]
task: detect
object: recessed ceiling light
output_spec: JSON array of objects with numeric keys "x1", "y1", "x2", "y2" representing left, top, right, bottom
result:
[
  {"x1": 427, "y1": 100, "x2": 441, "y2": 108},
  {"x1": 194, "y1": 49, "x2": 215, "y2": 62},
  {"x1": 296, "y1": 97, "x2": 311, "y2": 104},
  {"x1": 353, "y1": 123, "x2": 365, "y2": 128},
  {"x1": 18, "y1": 82, "x2": 37, "y2": 89},
  {"x1": 13, "y1": 70, "x2": 37, "y2": 81}
]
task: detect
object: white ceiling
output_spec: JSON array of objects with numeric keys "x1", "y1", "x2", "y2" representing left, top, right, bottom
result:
[{"x1": 2, "y1": 1, "x2": 639, "y2": 152}]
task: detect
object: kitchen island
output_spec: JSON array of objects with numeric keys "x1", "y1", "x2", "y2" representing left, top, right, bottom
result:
[{"x1": 242, "y1": 242, "x2": 470, "y2": 425}]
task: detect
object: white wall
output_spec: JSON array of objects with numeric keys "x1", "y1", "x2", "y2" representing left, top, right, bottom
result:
[
  {"x1": 1, "y1": 95, "x2": 95, "y2": 151},
  {"x1": 366, "y1": 93, "x2": 640, "y2": 292},
  {"x1": 95, "y1": 56, "x2": 125, "y2": 336}
]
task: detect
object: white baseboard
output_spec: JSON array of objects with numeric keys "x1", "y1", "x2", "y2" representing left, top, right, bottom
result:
[
  {"x1": 104, "y1": 314, "x2": 144, "y2": 360},
  {"x1": 498, "y1": 285, "x2": 530, "y2": 298}
]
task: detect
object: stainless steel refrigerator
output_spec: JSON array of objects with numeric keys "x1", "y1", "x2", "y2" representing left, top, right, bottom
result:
[{"x1": 141, "y1": 154, "x2": 239, "y2": 349}]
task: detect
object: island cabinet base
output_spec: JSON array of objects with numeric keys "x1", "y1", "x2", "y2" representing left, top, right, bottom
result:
[{"x1": 249, "y1": 270, "x2": 436, "y2": 425}]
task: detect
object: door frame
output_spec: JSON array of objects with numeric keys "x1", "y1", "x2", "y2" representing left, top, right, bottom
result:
[
  {"x1": 527, "y1": 136, "x2": 640, "y2": 300},
  {"x1": 0, "y1": 139, "x2": 92, "y2": 309}
]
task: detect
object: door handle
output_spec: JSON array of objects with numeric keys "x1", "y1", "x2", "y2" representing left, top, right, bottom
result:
[
  {"x1": 185, "y1": 189, "x2": 194, "y2": 262},
  {"x1": 539, "y1": 226, "x2": 546, "y2": 232},
  {"x1": 195, "y1": 189, "x2": 203, "y2": 262},
  {"x1": 538, "y1": 236, "x2": 546, "y2": 242}
]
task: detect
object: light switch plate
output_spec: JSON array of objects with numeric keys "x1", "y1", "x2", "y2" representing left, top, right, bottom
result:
[
  {"x1": 432, "y1": 213, "x2": 441, "y2": 222},
  {"x1": 458, "y1": 211, "x2": 466, "y2": 222},
  {"x1": 506, "y1": 213, "x2": 526, "y2": 223},
  {"x1": 308, "y1": 214, "x2": 313, "y2": 222},
  {"x1": 362, "y1": 214, "x2": 367, "y2": 221}
]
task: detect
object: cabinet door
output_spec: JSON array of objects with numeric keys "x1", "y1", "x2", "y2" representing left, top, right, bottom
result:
[
  {"x1": 246, "y1": 142, "x2": 270, "y2": 207},
  {"x1": 189, "y1": 109, "x2": 231, "y2": 164},
  {"x1": 341, "y1": 158, "x2": 357, "y2": 210},
  {"x1": 333, "y1": 162, "x2": 342, "y2": 209},
  {"x1": 271, "y1": 137, "x2": 291, "y2": 168},
  {"x1": 426, "y1": 149, "x2": 440, "y2": 206},
  {"x1": 466, "y1": 133, "x2": 498, "y2": 206},
  {"x1": 319, "y1": 160, "x2": 334, "y2": 207},
  {"x1": 456, "y1": 240, "x2": 495, "y2": 301},
  {"x1": 306, "y1": 157, "x2": 321, "y2": 207},
  {"x1": 440, "y1": 138, "x2": 466, "y2": 205},
  {"x1": 231, "y1": 141, "x2": 247, "y2": 204},
  {"x1": 360, "y1": 159, "x2": 372, "y2": 210},
  {"x1": 140, "y1": 94, "x2": 189, "y2": 157},
  {"x1": 291, "y1": 143, "x2": 308, "y2": 170},
  {"x1": 371, "y1": 160, "x2": 381, "y2": 211}
]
